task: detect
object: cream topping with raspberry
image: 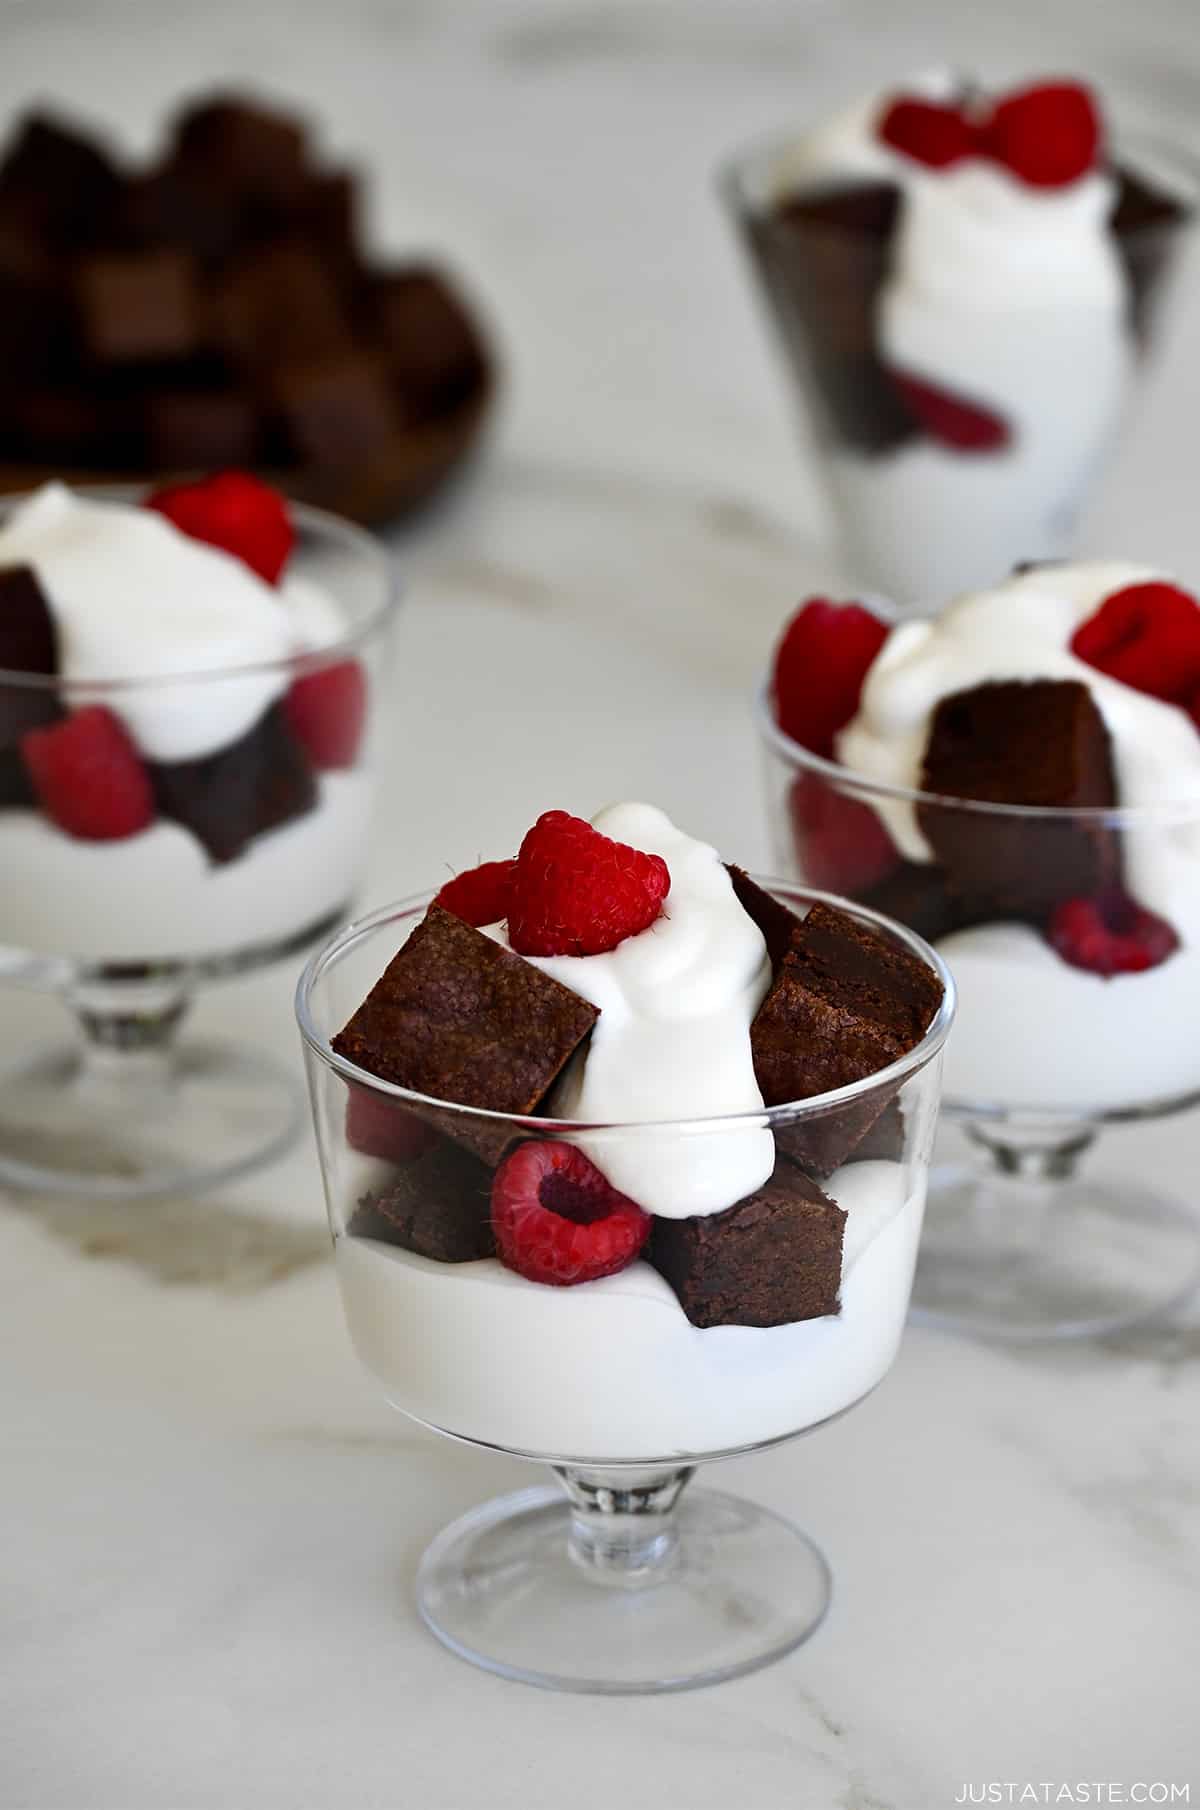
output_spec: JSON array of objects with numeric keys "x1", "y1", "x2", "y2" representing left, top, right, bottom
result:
[
  {"x1": 0, "y1": 483, "x2": 341, "y2": 761},
  {"x1": 488, "y1": 802, "x2": 777, "y2": 1219}
]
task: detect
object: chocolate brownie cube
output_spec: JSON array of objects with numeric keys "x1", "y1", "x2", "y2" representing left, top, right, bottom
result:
[
  {"x1": 74, "y1": 250, "x2": 200, "y2": 364},
  {"x1": 650, "y1": 1157, "x2": 845, "y2": 1328},
  {"x1": 213, "y1": 241, "x2": 351, "y2": 369},
  {"x1": 150, "y1": 702, "x2": 316, "y2": 864},
  {"x1": 331, "y1": 904, "x2": 599, "y2": 1164},
  {"x1": 748, "y1": 183, "x2": 916, "y2": 455},
  {"x1": 348, "y1": 1136, "x2": 496, "y2": 1263},
  {"x1": 0, "y1": 114, "x2": 121, "y2": 251},
  {"x1": 270, "y1": 352, "x2": 399, "y2": 468},
  {"x1": 170, "y1": 98, "x2": 310, "y2": 218},
  {"x1": 725, "y1": 864, "x2": 801, "y2": 973},
  {"x1": 0, "y1": 565, "x2": 61, "y2": 751},
  {"x1": 372, "y1": 268, "x2": 489, "y2": 416},
  {"x1": 918, "y1": 679, "x2": 1120, "y2": 923},
  {"x1": 143, "y1": 386, "x2": 260, "y2": 469},
  {"x1": 750, "y1": 901, "x2": 943, "y2": 1173}
]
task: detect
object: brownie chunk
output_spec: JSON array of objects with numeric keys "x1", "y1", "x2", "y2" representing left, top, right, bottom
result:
[
  {"x1": 650, "y1": 1157, "x2": 844, "y2": 1328},
  {"x1": 213, "y1": 240, "x2": 351, "y2": 369},
  {"x1": 331, "y1": 905, "x2": 599, "y2": 1162},
  {"x1": 271, "y1": 352, "x2": 399, "y2": 468},
  {"x1": 857, "y1": 857, "x2": 964, "y2": 946},
  {"x1": 750, "y1": 901, "x2": 943, "y2": 1173},
  {"x1": 749, "y1": 183, "x2": 916, "y2": 455},
  {"x1": 348, "y1": 1136, "x2": 496, "y2": 1263},
  {"x1": 372, "y1": 268, "x2": 490, "y2": 417},
  {"x1": 150, "y1": 702, "x2": 316, "y2": 864},
  {"x1": 725, "y1": 864, "x2": 801, "y2": 973},
  {"x1": 918, "y1": 679, "x2": 1120, "y2": 923},
  {"x1": 143, "y1": 386, "x2": 259, "y2": 469},
  {"x1": 0, "y1": 114, "x2": 121, "y2": 251},
  {"x1": 171, "y1": 98, "x2": 310, "y2": 218},
  {"x1": 74, "y1": 251, "x2": 200, "y2": 364},
  {"x1": 0, "y1": 565, "x2": 61, "y2": 750}
]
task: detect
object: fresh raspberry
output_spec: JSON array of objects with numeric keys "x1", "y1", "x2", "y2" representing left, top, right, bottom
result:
[
  {"x1": 978, "y1": 81, "x2": 1101, "y2": 188},
  {"x1": 507, "y1": 810, "x2": 670, "y2": 957},
  {"x1": 788, "y1": 772, "x2": 898, "y2": 895},
  {"x1": 435, "y1": 857, "x2": 517, "y2": 926},
  {"x1": 146, "y1": 470, "x2": 294, "y2": 585},
  {"x1": 20, "y1": 706, "x2": 154, "y2": 841},
  {"x1": 344, "y1": 1084, "x2": 437, "y2": 1164},
  {"x1": 889, "y1": 369, "x2": 1010, "y2": 451},
  {"x1": 1070, "y1": 582, "x2": 1200, "y2": 703},
  {"x1": 878, "y1": 95, "x2": 976, "y2": 168},
  {"x1": 283, "y1": 660, "x2": 367, "y2": 768},
  {"x1": 1048, "y1": 893, "x2": 1179, "y2": 977},
  {"x1": 490, "y1": 1141, "x2": 651, "y2": 1286},
  {"x1": 771, "y1": 597, "x2": 889, "y2": 758}
]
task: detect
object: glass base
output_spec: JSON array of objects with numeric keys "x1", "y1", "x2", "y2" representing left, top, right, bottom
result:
[
  {"x1": 912, "y1": 1163, "x2": 1200, "y2": 1341},
  {"x1": 0, "y1": 1038, "x2": 304, "y2": 1198},
  {"x1": 416, "y1": 1483, "x2": 831, "y2": 1694}
]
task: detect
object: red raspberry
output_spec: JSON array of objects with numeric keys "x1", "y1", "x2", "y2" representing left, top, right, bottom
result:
[
  {"x1": 507, "y1": 810, "x2": 670, "y2": 957},
  {"x1": 1070, "y1": 582, "x2": 1200, "y2": 703},
  {"x1": 788, "y1": 772, "x2": 898, "y2": 895},
  {"x1": 491, "y1": 1141, "x2": 651, "y2": 1286},
  {"x1": 21, "y1": 706, "x2": 154, "y2": 841},
  {"x1": 977, "y1": 81, "x2": 1101, "y2": 188},
  {"x1": 344, "y1": 1084, "x2": 437, "y2": 1164},
  {"x1": 435, "y1": 857, "x2": 517, "y2": 926},
  {"x1": 283, "y1": 660, "x2": 367, "y2": 768},
  {"x1": 146, "y1": 470, "x2": 294, "y2": 585},
  {"x1": 771, "y1": 597, "x2": 889, "y2": 758},
  {"x1": 889, "y1": 369, "x2": 1010, "y2": 451},
  {"x1": 878, "y1": 95, "x2": 976, "y2": 169},
  {"x1": 1048, "y1": 893, "x2": 1179, "y2": 977}
]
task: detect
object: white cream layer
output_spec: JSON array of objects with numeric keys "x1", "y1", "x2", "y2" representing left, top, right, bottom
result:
[
  {"x1": 0, "y1": 773, "x2": 371, "y2": 963},
  {"x1": 336, "y1": 1159, "x2": 921, "y2": 1461},
  {"x1": 489, "y1": 802, "x2": 777, "y2": 1219},
  {"x1": 0, "y1": 484, "x2": 343, "y2": 761}
]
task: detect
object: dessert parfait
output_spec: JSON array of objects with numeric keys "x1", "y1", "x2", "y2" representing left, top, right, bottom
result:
[
  {"x1": 0, "y1": 470, "x2": 396, "y2": 1196},
  {"x1": 722, "y1": 74, "x2": 1194, "y2": 602},
  {"x1": 298, "y1": 802, "x2": 953, "y2": 1690},
  {"x1": 758, "y1": 567, "x2": 1200, "y2": 1335}
]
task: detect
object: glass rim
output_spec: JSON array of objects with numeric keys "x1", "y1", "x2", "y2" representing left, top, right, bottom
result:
[
  {"x1": 715, "y1": 111, "x2": 1200, "y2": 215},
  {"x1": 754, "y1": 677, "x2": 1200, "y2": 827},
  {"x1": 0, "y1": 489, "x2": 401, "y2": 692},
  {"x1": 294, "y1": 880, "x2": 957, "y2": 1137}
]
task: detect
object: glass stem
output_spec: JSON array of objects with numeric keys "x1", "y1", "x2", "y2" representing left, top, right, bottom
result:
[
  {"x1": 961, "y1": 1118, "x2": 1095, "y2": 1254},
  {"x1": 68, "y1": 979, "x2": 190, "y2": 1098},
  {"x1": 554, "y1": 1465, "x2": 694, "y2": 1587}
]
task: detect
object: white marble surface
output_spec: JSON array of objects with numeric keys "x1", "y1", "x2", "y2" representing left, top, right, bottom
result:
[{"x1": 3, "y1": 2, "x2": 1200, "y2": 1805}]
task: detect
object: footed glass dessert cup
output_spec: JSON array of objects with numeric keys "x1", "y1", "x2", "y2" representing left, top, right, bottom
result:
[
  {"x1": 0, "y1": 498, "x2": 397, "y2": 1197},
  {"x1": 296, "y1": 884, "x2": 954, "y2": 1695},
  {"x1": 719, "y1": 127, "x2": 1197, "y2": 606},
  {"x1": 758, "y1": 690, "x2": 1200, "y2": 1341}
]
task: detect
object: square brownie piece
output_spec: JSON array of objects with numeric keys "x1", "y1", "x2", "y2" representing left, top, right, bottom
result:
[
  {"x1": 918, "y1": 679, "x2": 1120, "y2": 923},
  {"x1": 74, "y1": 250, "x2": 200, "y2": 363},
  {"x1": 331, "y1": 905, "x2": 598, "y2": 1162},
  {"x1": 0, "y1": 565, "x2": 61, "y2": 751},
  {"x1": 750, "y1": 901, "x2": 942, "y2": 1173},
  {"x1": 650, "y1": 1157, "x2": 844, "y2": 1328},
  {"x1": 348, "y1": 1136, "x2": 495, "y2": 1263}
]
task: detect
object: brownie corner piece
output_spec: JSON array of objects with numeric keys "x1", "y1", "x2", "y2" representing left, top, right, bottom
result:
[
  {"x1": 917, "y1": 678, "x2": 1120, "y2": 920},
  {"x1": 330, "y1": 905, "x2": 598, "y2": 1153},
  {"x1": 347, "y1": 1135, "x2": 495, "y2": 1263},
  {"x1": 650, "y1": 1159, "x2": 844, "y2": 1329}
]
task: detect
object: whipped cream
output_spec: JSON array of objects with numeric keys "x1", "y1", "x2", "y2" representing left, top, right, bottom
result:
[
  {"x1": 766, "y1": 78, "x2": 1137, "y2": 602},
  {"x1": 838, "y1": 563, "x2": 1200, "y2": 924},
  {"x1": 489, "y1": 803, "x2": 775, "y2": 1219},
  {"x1": 0, "y1": 773, "x2": 371, "y2": 963},
  {"x1": 0, "y1": 485, "x2": 337, "y2": 761},
  {"x1": 337, "y1": 1158, "x2": 922, "y2": 1460}
]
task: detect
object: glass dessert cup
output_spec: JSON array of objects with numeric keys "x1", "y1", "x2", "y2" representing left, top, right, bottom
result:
[
  {"x1": 296, "y1": 884, "x2": 954, "y2": 1695},
  {"x1": 718, "y1": 130, "x2": 1197, "y2": 607},
  {"x1": 0, "y1": 498, "x2": 398, "y2": 1199},
  {"x1": 758, "y1": 688, "x2": 1200, "y2": 1341}
]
